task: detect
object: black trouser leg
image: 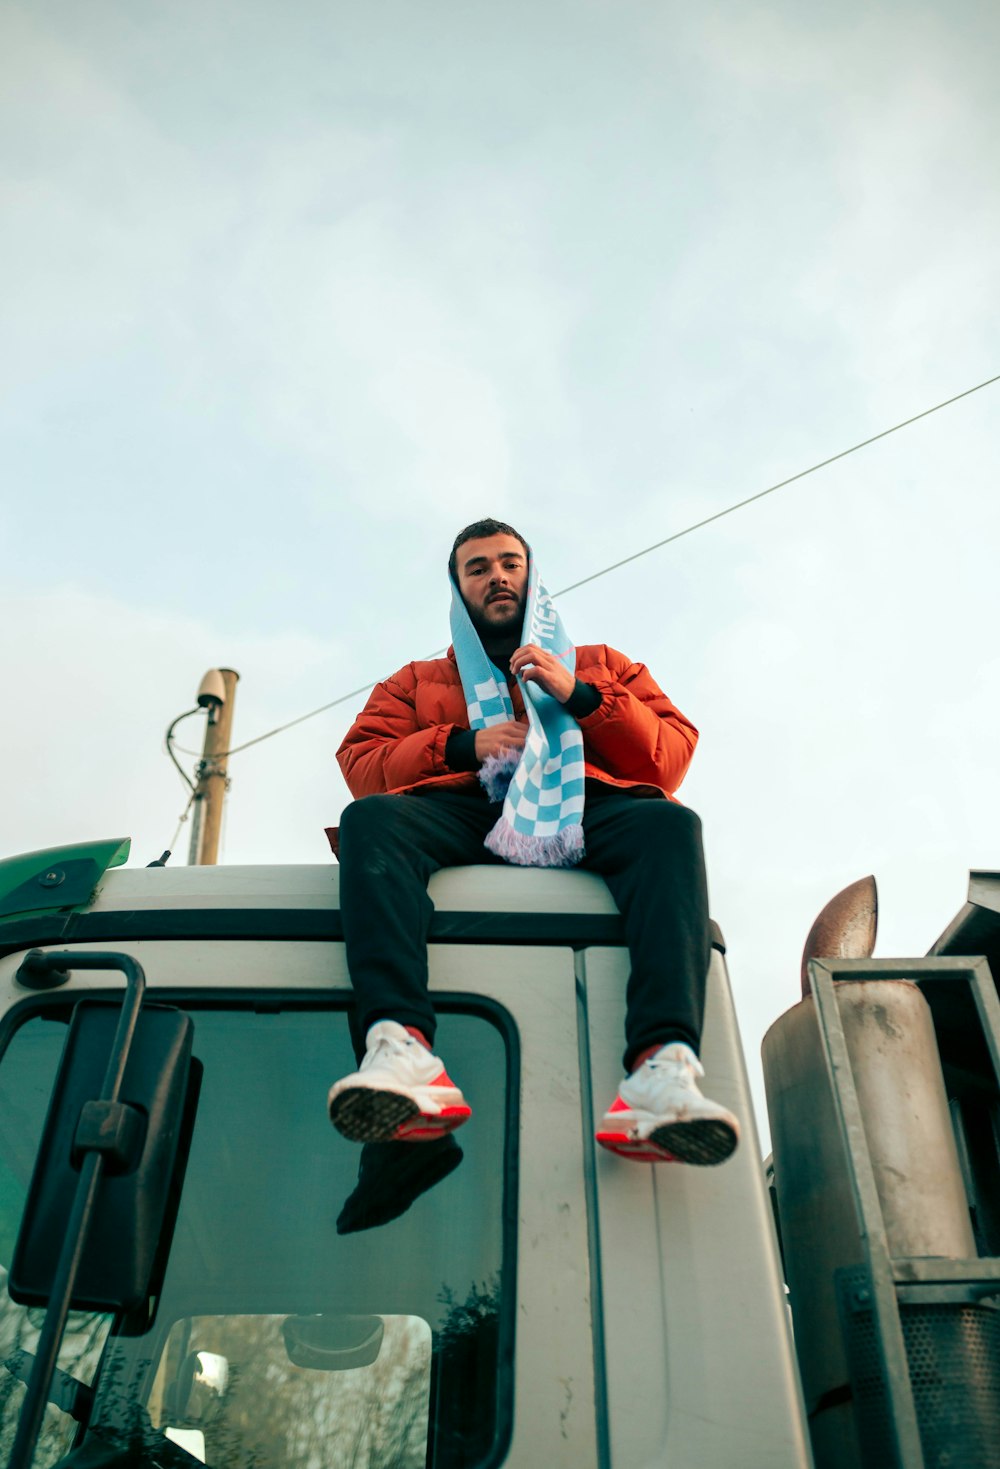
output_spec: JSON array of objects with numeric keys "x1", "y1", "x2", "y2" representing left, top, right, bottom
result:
[
  {"x1": 337, "y1": 789, "x2": 500, "y2": 1057},
  {"x1": 581, "y1": 792, "x2": 711, "y2": 1072}
]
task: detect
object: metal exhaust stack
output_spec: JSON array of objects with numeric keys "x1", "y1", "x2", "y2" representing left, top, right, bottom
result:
[{"x1": 763, "y1": 876, "x2": 1000, "y2": 1469}]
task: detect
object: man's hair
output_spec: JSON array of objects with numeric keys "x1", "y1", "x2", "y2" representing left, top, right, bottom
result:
[{"x1": 449, "y1": 518, "x2": 529, "y2": 581}]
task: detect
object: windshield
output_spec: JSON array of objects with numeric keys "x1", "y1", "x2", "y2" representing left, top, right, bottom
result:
[{"x1": 0, "y1": 999, "x2": 515, "y2": 1468}]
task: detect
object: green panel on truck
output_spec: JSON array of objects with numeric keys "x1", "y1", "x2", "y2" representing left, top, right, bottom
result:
[{"x1": 0, "y1": 838, "x2": 130, "y2": 923}]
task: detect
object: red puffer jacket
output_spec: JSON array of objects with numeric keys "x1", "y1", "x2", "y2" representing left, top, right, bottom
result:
[{"x1": 334, "y1": 644, "x2": 697, "y2": 810}]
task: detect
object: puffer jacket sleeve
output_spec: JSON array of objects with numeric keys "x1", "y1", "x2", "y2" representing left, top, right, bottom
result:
[
  {"x1": 576, "y1": 646, "x2": 698, "y2": 795},
  {"x1": 337, "y1": 669, "x2": 459, "y2": 798}
]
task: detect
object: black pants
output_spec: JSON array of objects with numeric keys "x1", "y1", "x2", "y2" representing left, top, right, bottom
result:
[{"x1": 338, "y1": 782, "x2": 711, "y2": 1072}]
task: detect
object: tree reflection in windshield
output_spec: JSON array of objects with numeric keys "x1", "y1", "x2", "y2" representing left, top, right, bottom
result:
[
  {"x1": 0, "y1": 1002, "x2": 514, "y2": 1469},
  {"x1": 152, "y1": 1312, "x2": 431, "y2": 1469}
]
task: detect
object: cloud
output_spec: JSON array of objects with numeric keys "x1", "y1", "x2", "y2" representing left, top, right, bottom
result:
[
  {"x1": 0, "y1": 10, "x2": 231, "y2": 390},
  {"x1": 0, "y1": 585, "x2": 351, "y2": 866}
]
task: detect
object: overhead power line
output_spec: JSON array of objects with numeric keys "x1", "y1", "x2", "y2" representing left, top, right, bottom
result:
[
  {"x1": 204, "y1": 370, "x2": 1000, "y2": 761},
  {"x1": 555, "y1": 371, "x2": 1000, "y2": 597}
]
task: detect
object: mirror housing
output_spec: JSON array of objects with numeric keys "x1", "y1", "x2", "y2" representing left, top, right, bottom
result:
[
  {"x1": 9, "y1": 1001, "x2": 194, "y2": 1313},
  {"x1": 164, "y1": 1350, "x2": 230, "y2": 1426}
]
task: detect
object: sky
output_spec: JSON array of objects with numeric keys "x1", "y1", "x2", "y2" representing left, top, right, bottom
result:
[{"x1": 2, "y1": 0, "x2": 998, "y2": 1145}]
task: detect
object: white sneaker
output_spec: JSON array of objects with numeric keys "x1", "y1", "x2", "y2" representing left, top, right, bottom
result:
[
  {"x1": 596, "y1": 1043, "x2": 740, "y2": 1165},
  {"x1": 328, "y1": 1021, "x2": 472, "y2": 1143}
]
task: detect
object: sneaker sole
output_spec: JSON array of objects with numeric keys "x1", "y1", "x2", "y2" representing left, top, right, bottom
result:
[
  {"x1": 596, "y1": 1114, "x2": 739, "y2": 1165},
  {"x1": 329, "y1": 1086, "x2": 471, "y2": 1144},
  {"x1": 649, "y1": 1117, "x2": 739, "y2": 1166}
]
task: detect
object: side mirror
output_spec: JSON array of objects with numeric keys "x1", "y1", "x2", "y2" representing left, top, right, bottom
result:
[
  {"x1": 164, "y1": 1350, "x2": 230, "y2": 1425},
  {"x1": 9, "y1": 1001, "x2": 194, "y2": 1313}
]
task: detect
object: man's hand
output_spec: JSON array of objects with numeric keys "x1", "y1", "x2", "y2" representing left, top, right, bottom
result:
[
  {"x1": 474, "y1": 721, "x2": 528, "y2": 762},
  {"x1": 509, "y1": 644, "x2": 576, "y2": 704}
]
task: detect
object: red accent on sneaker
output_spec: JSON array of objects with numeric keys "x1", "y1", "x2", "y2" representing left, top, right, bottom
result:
[
  {"x1": 404, "y1": 1026, "x2": 432, "y2": 1050},
  {"x1": 596, "y1": 1091, "x2": 682, "y2": 1163},
  {"x1": 595, "y1": 1127, "x2": 680, "y2": 1163},
  {"x1": 396, "y1": 1102, "x2": 472, "y2": 1142},
  {"x1": 630, "y1": 1044, "x2": 662, "y2": 1072},
  {"x1": 391, "y1": 1068, "x2": 471, "y2": 1141}
]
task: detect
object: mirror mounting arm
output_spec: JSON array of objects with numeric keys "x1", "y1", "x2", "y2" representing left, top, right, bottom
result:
[{"x1": 7, "y1": 950, "x2": 147, "y2": 1469}]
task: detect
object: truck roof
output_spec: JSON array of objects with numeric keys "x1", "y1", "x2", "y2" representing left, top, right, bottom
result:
[
  {"x1": 86, "y1": 861, "x2": 620, "y2": 915},
  {"x1": 4, "y1": 839, "x2": 697, "y2": 955}
]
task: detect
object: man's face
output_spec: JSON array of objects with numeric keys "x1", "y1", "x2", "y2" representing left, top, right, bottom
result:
[{"x1": 455, "y1": 534, "x2": 528, "y2": 639}]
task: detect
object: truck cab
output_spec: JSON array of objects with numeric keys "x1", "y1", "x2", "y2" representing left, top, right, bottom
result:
[{"x1": 0, "y1": 839, "x2": 808, "y2": 1468}]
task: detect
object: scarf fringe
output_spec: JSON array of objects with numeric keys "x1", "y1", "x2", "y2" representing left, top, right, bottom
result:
[
  {"x1": 484, "y1": 818, "x2": 585, "y2": 868},
  {"x1": 478, "y1": 748, "x2": 520, "y2": 804}
]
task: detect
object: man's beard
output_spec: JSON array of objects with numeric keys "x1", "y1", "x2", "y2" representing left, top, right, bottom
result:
[{"x1": 466, "y1": 593, "x2": 525, "y2": 644}]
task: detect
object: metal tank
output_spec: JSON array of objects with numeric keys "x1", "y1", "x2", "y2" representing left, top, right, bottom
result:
[
  {"x1": 763, "y1": 877, "x2": 985, "y2": 1469},
  {"x1": 764, "y1": 981, "x2": 976, "y2": 1467}
]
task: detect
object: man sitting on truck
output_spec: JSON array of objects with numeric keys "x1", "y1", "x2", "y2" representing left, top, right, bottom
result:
[{"x1": 326, "y1": 518, "x2": 739, "y2": 1166}]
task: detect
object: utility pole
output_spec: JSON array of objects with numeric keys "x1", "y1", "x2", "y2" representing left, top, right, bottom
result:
[{"x1": 188, "y1": 668, "x2": 240, "y2": 866}]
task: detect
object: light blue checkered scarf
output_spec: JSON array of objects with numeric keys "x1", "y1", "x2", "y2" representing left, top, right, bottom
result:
[{"x1": 450, "y1": 551, "x2": 585, "y2": 867}]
